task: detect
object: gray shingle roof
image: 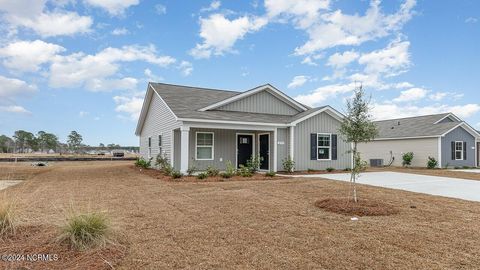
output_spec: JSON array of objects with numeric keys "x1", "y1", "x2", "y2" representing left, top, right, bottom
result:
[
  {"x1": 150, "y1": 82, "x2": 319, "y2": 124},
  {"x1": 374, "y1": 113, "x2": 461, "y2": 139}
]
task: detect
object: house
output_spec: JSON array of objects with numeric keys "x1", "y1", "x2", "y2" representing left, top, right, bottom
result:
[
  {"x1": 357, "y1": 113, "x2": 480, "y2": 168},
  {"x1": 135, "y1": 82, "x2": 352, "y2": 173}
]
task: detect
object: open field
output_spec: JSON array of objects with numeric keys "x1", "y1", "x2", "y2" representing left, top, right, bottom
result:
[
  {"x1": 370, "y1": 166, "x2": 480, "y2": 181},
  {"x1": 1, "y1": 162, "x2": 480, "y2": 269}
]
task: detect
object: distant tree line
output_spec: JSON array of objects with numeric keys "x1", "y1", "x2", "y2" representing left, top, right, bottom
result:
[{"x1": 0, "y1": 130, "x2": 138, "y2": 154}]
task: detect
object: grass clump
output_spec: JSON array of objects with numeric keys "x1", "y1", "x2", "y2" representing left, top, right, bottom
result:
[
  {"x1": 59, "y1": 211, "x2": 111, "y2": 250},
  {"x1": 265, "y1": 171, "x2": 276, "y2": 177},
  {"x1": 197, "y1": 172, "x2": 208, "y2": 180},
  {"x1": 0, "y1": 199, "x2": 15, "y2": 238},
  {"x1": 206, "y1": 166, "x2": 219, "y2": 177},
  {"x1": 326, "y1": 167, "x2": 335, "y2": 172},
  {"x1": 237, "y1": 165, "x2": 253, "y2": 177},
  {"x1": 171, "y1": 170, "x2": 183, "y2": 179}
]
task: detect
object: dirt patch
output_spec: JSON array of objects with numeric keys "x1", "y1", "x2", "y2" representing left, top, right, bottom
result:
[
  {"x1": 133, "y1": 165, "x2": 286, "y2": 182},
  {"x1": 0, "y1": 225, "x2": 127, "y2": 270},
  {"x1": 315, "y1": 198, "x2": 400, "y2": 216}
]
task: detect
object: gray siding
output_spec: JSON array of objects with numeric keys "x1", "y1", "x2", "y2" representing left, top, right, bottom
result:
[
  {"x1": 438, "y1": 117, "x2": 456, "y2": 124},
  {"x1": 442, "y1": 126, "x2": 476, "y2": 167},
  {"x1": 276, "y1": 128, "x2": 288, "y2": 170},
  {"x1": 293, "y1": 112, "x2": 351, "y2": 171},
  {"x1": 217, "y1": 90, "x2": 300, "y2": 115},
  {"x1": 358, "y1": 138, "x2": 438, "y2": 167},
  {"x1": 139, "y1": 93, "x2": 180, "y2": 164},
  {"x1": 187, "y1": 128, "x2": 275, "y2": 171}
]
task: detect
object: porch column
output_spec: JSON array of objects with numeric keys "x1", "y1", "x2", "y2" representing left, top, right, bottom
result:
[
  {"x1": 180, "y1": 126, "x2": 190, "y2": 173},
  {"x1": 273, "y1": 128, "x2": 278, "y2": 172},
  {"x1": 289, "y1": 125, "x2": 295, "y2": 160}
]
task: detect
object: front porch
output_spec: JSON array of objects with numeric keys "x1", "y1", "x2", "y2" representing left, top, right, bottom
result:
[{"x1": 172, "y1": 123, "x2": 289, "y2": 173}]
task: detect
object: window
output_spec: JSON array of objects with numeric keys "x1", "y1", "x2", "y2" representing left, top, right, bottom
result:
[
  {"x1": 455, "y1": 141, "x2": 463, "y2": 160},
  {"x1": 148, "y1": 137, "x2": 152, "y2": 158},
  {"x1": 196, "y1": 132, "x2": 214, "y2": 160},
  {"x1": 317, "y1": 134, "x2": 331, "y2": 160},
  {"x1": 158, "y1": 134, "x2": 163, "y2": 154}
]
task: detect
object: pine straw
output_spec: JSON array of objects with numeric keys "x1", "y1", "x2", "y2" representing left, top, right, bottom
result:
[
  {"x1": 0, "y1": 224, "x2": 127, "y2": 270},
  {"x1": 315, "y1": 198, "x2": 400, "y2": 216},
  {"x1": 133, "y1": 165, "x2": 285, "y2": 182}
]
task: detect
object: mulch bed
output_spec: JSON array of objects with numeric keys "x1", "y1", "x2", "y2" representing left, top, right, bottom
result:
[
  {"x1": 0, "y1": 225, "x2": 127, "y2": 270},
  {"x1": 132, "y1": 165, "x2": 286, "y2": 182},
  {"x1": 279, "y1": 170, "x2": 350, "y2": 175},
  {"x1": 315, "y1": 198, "x2": 400, "y2": 216}
]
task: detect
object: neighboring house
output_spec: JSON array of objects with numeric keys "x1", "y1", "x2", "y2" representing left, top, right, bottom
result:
[
  {"x1": 358, "y1": 113, "x2": 480, "y2": 168},
  {"x1": 135, "y1": 83, "x2": 352, "y2": 172}
]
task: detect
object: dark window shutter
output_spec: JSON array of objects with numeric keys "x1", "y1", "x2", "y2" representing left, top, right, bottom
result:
[
  {"x1": 310, "y1": 133, "x2": 317, "y2": 160},
  {"x1": 451, "y1": 141, "x2": 455, "y2": 160},
  {"x1": 463, "y1": 142, "x2": 467, "y2": 160},
  {"x1": 332, "y1": 134, "x2": 338, "y2": 160}
]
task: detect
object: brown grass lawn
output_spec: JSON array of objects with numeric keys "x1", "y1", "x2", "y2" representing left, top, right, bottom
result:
[
  {"x1": 1, "y1": 162, "x2": 480, "y2": 269},
  {"x1": 369, "y1": 166, "x2": 480, "y2": 181}
]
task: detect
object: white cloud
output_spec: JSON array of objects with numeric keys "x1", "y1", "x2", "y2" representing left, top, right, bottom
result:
[
  {"x1": 79, "y1": 111, "x2": 89, "y2": 117},
  {"x1": 111, "y1": 27, "x2": 129, "y2": 35},
  {"x1": 0, "y1": 40, "x2": 65, "y2": 72},
  {"x1": 393, "y1": 87, "x2": 427, "y2": 102},
  {"x1": 155, "y1": 4, "x2": 167, "y2": 15},
  {"x1": 178, "y1": 61, "x2": 193, "y2": 76},
  {"x1": 358, "y1": 39, "x2": 411, "y2": 76},
  {"x1": 327, "y1": 50, "x2": 359, "y2": 69},
  {"x1": 301, "y1": 53, "x2": 325, "y2": 66},
  {"x1": 200, "y1": 1, "x2": 221, "y2": 13},
  {"x1": 264, "y1": 0, "x2": 330, "y2": 28},
  {"x1": 371, "y1": 103, "x2": 480, "y2": 120},
  {"x1": 0, "y1": 105, "x2": 30, "y2": 114},
  {"x1": 0, "y1": 0, "x2": 93, "y2": 38},
  {"x1": 288, "y1": 75, "x2": 309, "y2": 89},
  {"x1": 84, "y1": 0, "x2": 140, "y2": 16},
  {"x1": 190, "y1": 14, "x2": 267, "y2": 58},
  {"x1": 0, "y1": 75, "x2": 37, "y2": 98},
  {"x1": 465, "y1": 17, "x2": 478, "y2": 23},
  {"x1": 49, "y1": 45, "x2": 176, "y2": 90},
  {"x1": 429, "y1": 92, "x2": 448, "y2": 101},
  {"x1": 293, "y1": 0, "x2": 416, "y2": 55},
  {"x1": 393, "y1": 82, "x2": 414, "y2": 89},
  {"x1": 295, "y1": 82, "x2": 356, "y2": 106},
  {"x1": 113, "y1": 92, "x2": 145, "y2": 120},
  {"x1": 144, "y1": 68, "x2": 163, "y2": 82}
]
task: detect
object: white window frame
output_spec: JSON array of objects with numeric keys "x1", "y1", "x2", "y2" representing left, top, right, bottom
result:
[
  {"x1": 317, "y1": 133, "x2": 332, "y2": 161},
  {"x1": 195, "y1": 132, "x2": 214, "y2": 161},
  {"x1": 455, "y1": 141, "x2": 464, "y2": 160}
]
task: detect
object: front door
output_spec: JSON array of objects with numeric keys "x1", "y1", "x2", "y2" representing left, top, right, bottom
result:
[
  {"x1": 237, "y1": 134, "x2": 253, "y2": 168},
  {"x1": 259, "y1": 134, "x2": 269, "y2": 170}
]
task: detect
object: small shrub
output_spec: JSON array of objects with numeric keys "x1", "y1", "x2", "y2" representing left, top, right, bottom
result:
[
  {"x1": 0, "y1": 199, "x2": 15, "y2": 238},
  {"x1": 155, "y1": 153, "x2": 169, "y2": 169},
  {"x1": 326, "y1": 167, "x2": 335, "y2": 172},
  {"x1": 197, "y1": 172, "x2": 208, "y2": 180},
  {"x1": 206, "y1": 166, "x2": 219, "y2": 177},
  {"x1": 238, "y1": 165, "x2": 253, "y2": 177},
  {"x1": 221, "y1": 161, "x2": 236, "y2": 179},
  {"x1": 402, "y1": 152, "x2": 414, "y2": 167},
  {"x1": 454, "y1": 166, "x2": 461, "y2": 169},
  {"x1": 462, "y1": 166, "x2": 471, "y2": 169},
  {"x1": 265, "y1": 171, "x2": 276, "y2": 177},
  {"x1": 186, "y1": 165, "x2": 197, "y2": 176},
  {"x1": 344, "y1": 168, "x2": 351, "y2": 171},
  {"x1": 282, "y1": 156, "x2": 295, "y2": 173},
  {"x1": 307, "y1": 168, "x2": 315, "y2": 173},
  {"x1": 162, "y1": 163, "x2": 173, "y2": 176},
  {"x1": 171, "y1": 170, "x2": 183, "y2": 179},
  {"x1": 135, "y1": 157, "x2": 151, "y2": 169},
  {"x1": 59, "y1": 211, "x2": 110, "y2": 250},
  {"x1": 246, "y1": 155, "x2": 263, "y2": 173},
  {"x1": 427, "y1": 156, "x2": 438, "y2": 169}
]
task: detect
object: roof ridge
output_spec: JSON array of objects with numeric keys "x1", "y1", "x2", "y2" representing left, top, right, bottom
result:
[
  {"x1": 149, "y1": 82, "x2": 241, "y2": 93},
  {"x1": 374, "y1": 112, "x2": 451, "y2": 122}
]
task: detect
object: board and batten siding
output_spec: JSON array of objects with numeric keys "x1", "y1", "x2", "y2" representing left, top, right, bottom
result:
[
  {"x1": 276, "y1": 128, "x2": 288, "y2": 170},
  {"x1": 217, "y1": 90, "x2": 300, "y2": 115},
  {"x1": 357, "y1": 137, "x2": 438, "y2": 167},
  {"x1": 441, "y1": 126, "x2": 476, "y2": 167},
  {"x1": 293, "y1": 112, "x2": 351, "y2": 170},
  {"x1": 139, "y1": 93, "x2": 180, "y2": 164}
]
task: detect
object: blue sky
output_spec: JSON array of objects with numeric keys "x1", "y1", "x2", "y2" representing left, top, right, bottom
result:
[{"x1": 0, "y1": 0, "x2": 479, "y2": 146}]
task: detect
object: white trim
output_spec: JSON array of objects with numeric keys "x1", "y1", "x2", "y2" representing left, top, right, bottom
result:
[
  {"x1": 195, "y1": 131, "x2": 214, "y2": 161},
  {"x1": 437, "y1": 137, "x2": 442, "y2": 168},
  {"x1": 290, "y1": 106, "x2": 344, "y2": 125},
  {"x1": 454, "y1": 141, "x2": 464, "y2": 160},
  {"x1": 434, "y1": 113, "x2": 461, "y2": 124},
  {"x1": 170, "y1": 130, "x2": 175, "y2": 167},
  {"x1": 273, "y1": 128, "x2": 278, "y2": 172},
  {"x1": 257, "y1": 132, "x2": 270, "y2": 171},
  {"x1": 316, "y1": 133, "x2": 332, "y2": 161},
  {"x1": 135, "y1": 83, "x2": 178, "y2": 135},
  {"x1": 182, "y1": 121, "x2": 277, "y2": 131},
  {"x1": 178, "y1": 117, "x2": 288, "y2": 127},
  {"x1": 199, "y1": 84, "x2": 308, "y2": 112},
  {"x1": 289, "y1": 126, "x2": 294, "y2": 160},
  {"x1": 373, "y1": 135, "x2": 440, "y2": 141},
  {"x1": 235, "y1": 133, "x2": 255, "y2": 169},
  {"x1": 180, "y1": 126, "x2": 190, "y2": 173}
]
